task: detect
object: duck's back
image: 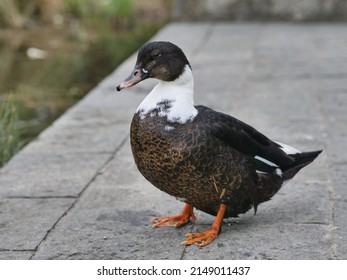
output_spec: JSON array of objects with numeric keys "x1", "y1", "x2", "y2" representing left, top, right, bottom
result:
[{"x1": 130, "y1": 106, "x2": 259, "y2": 217}]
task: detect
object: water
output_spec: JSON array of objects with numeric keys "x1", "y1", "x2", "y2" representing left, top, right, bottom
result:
[{"x1": 0, "y1": 25, "x2": 159, "y2": 160}]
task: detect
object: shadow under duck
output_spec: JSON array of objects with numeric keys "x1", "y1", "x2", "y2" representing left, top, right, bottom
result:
[{"x1": 117, "y1": 41, "x2": 322, "y2": 247}]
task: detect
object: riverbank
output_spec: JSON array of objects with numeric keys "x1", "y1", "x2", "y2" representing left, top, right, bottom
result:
[{"x1": 0, "y1": 0, "x2": 170, "y2": 166}]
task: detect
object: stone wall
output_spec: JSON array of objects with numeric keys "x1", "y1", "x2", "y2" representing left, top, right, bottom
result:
[{"x1": 172, "y1": 0, "x2": 347, "y2": 21}]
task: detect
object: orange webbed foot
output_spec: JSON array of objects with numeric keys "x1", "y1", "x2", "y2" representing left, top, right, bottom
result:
[
  {"x1": 152, "y1": 203, "x2": 196, "y2": 228},
  {"x1": 182, "y1": 203, "x2": 226, "y2": 247},
  {"x1": 152, "y1": 214, "x2": 194, "y2": 228},
  {"x1": 182, "y1": 228, "x2": 219, "y2": 247}
]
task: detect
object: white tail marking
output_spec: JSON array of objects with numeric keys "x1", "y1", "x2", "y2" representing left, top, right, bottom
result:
[{"x1": 275, "y1": 141, "x2": 301, "y2": 155}]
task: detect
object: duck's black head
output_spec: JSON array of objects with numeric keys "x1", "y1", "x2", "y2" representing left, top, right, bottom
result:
[{"x1": 117, "y1": 41, "x2": 190, "y2": 91}]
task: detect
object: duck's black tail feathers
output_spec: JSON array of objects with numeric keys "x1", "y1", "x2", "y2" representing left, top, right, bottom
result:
[
  {"x1": 254, "y1": 150, "x2": 322, "y2": 211},
  {"x1": 282, "y1": 150, "x2": 322, "y2": 180}
]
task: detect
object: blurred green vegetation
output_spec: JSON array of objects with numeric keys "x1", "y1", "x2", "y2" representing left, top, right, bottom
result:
[
  {"x1": 0, "y1": 0, "x2": 171, "y2": 167},
  {"x1": 66, "y1": 0, "x2": 134, "y2": 19},
  {"x1": 0, "y1": 0, "x2": 135, "y2": 28},
  {"x1": 0, "y1": 94, "x2": 21, "y2": 166}
]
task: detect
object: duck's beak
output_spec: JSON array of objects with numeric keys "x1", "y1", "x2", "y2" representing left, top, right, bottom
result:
[{"x1": 116, "y1": 65, "x2": 143, "y2": 92}]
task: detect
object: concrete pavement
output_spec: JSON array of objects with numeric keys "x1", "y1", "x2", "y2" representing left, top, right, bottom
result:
[{"x1": 0, "y1": 23, "x2": 346, "y2": 259}]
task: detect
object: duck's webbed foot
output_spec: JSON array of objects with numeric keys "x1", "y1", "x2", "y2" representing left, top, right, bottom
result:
[
  {"x1": 152, "y1": 203, "x2": 196, "y2": 228},
  {"x1": 182, "y1": 203, "x2": 226, "y2": 247},
  {"x1": 182, "y1": 228, "x2": 219, "y2": 247}
]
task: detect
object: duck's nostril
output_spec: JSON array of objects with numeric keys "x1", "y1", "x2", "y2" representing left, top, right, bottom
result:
[{"x1": 133, "y1": 70, "x2": 139, "y2": 76}]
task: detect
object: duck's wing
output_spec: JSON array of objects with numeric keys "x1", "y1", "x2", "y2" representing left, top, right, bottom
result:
[{"x1": 196, "y1": 106, "x2": 296, "y2": 174}]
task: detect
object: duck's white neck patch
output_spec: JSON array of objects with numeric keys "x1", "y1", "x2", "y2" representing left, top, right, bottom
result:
[{"x1": 136, "y1": 65, "x2": 198, "y2": 124}]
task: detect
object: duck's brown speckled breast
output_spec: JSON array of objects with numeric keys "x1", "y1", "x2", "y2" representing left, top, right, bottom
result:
[{"x1": 130, "y1": 111, "x2": 258, "y2": 218}]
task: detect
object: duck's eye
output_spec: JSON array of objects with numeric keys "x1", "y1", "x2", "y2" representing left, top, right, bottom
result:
[
  {"x1": 142, "y1": 68, "x2": 149, "y2": 74},
  {"x1": 152, "y1": 52, "x2": 161, "y2": 58}
]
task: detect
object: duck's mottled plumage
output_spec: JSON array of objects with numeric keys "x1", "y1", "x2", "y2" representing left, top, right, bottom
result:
[
  {"x1": 117, "y1": 41, "x2": 322, "y2": 246},
  {"x1": 131, "y1": 106, "x2": 257, "y2": 218}
]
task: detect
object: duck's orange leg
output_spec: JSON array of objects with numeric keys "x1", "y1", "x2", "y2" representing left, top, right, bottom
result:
[
  {"x1": 182, "y1": 203, "x2": 226, "y2": 247},
  {"x1": 152, "y1": 203, "x2": 196, "y2": 228}
]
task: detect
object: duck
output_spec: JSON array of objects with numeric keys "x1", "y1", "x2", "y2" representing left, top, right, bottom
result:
[{"x1": 116, "y1": 41, "x2": 322, "y2": 247}]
